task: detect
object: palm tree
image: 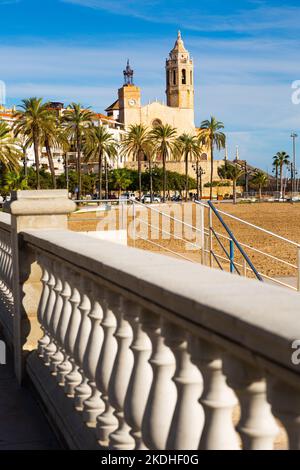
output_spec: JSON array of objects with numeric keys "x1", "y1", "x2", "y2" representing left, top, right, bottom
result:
[
  {"x1": 121, "y1": 124, "x2": 150, "y2": 201},
  {"x1": 0, "y1": 121, "x2": 21, "y2": 177},
  {"x1": 218, "y1": 162, "x2": 244, "y2": 204},
  {"x1": 251, "y1": 170, "x2": 268, "y2": 200},
  {"x1": 150, "y1": 124, "x2": 178, "y2": 202},
  {"x1": 272, "y1": 158, "x2": 279, "y2": 192},
  {"x1": 104, "y1": 143, "x2": 118, "y2": 199},
  {"x1": 111, "y1": 169, "x2": 132, "y2": 198},
  {"x1": 85, "y1": 124, "x2": 118, "y2": 200},
  {"x1": 13, "y1": 97, "x2": 53, "y2": 189},
  {"x1": 273, "y1": 152, "x2": 290, "y2": 199},
  {"x1": 39, "y1": 109, "x2": 59, "y2": 188},
  {"x1": 177, "y1": 133, "x2": 201, "y2": 201},
  {"x1": 199, "y1": 117, "x2": 226, "y2": 200},
  {"x1": 62, "y1": 103, "x2": 94, "y2": 200}
]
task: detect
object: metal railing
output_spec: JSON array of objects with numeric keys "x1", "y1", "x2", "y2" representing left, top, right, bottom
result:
[
  {"x1": 195, "y1": 200, "x2": 300, "y2": 291},
  {"x1": 69, "y1": 197, "x2": 300, "y2": 292}
]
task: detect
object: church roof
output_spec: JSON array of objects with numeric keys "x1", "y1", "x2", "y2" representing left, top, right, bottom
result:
[
  {"x1": 105, "y1": 99, "x2": 120, "y2": 112},
  {"x1": 171, "y1": 30, "x2": 187, "y2": 53}
]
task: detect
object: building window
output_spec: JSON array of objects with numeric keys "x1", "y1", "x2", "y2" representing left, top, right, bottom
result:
[
  {"x1": 190, "y1": 71, "x2": 193, "y2": 85},
  {"x1": 200, "y1": 153, "x2": 208, "y2": 161},
  {"x1": 182, "y1": 69, "x2": 186, "y2": 84},
  {"x1": 173, "y1": 70, "x2": 176, "y2": 85},
  {"x1": 167, "y1": 70, "x2": 170, "y2": 86}
]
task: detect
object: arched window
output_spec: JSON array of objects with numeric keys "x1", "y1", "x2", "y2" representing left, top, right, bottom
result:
[
  {"x1": 200, "y1": 153, "x2": 208, "y2": 161},
  {"x1": 190, "y1": 70, "x2": 193, "y2": 85},
  {"x1": 173, "y1": 70, "x2": 176, "y2": 85},
  {"x1": 152, "y1": 119, "x2": 162, "y2": 128},
  {"x1": 167, "y1": 70, "x2": 170, "y2": 86},
  {"x1": 182, "y1": 69, "x2": 186, "y2": 84}
]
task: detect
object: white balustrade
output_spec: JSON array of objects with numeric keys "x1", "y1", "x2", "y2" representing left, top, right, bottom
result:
[
  {"x1": 124, "y1": 305, "x2": 153, "y2": 450},
  {"x1": 141, "y1": 312, "x2": 177, "y2": 450},
  {"x1": 190, "y1": 337, "x2": 239, "y2": 450},
  {"x1": 164, "y1": 324, "x2": 204, "y2": 450},
  {"x1": 224, "y1": 356, "x2": 279, "y2": 450},
  {"x1": 95, "y1": 290, "x2": 118, "y2": 446},
  {"x1": 2, "y1": 224, "x2": 298, "y2": 451},
  {"x1": 73, "y1": 276, "x2": 92, "y2": 410},
  {"x1": 108, "y1": 294, "x2": 135, "y2": 450},
  {"x1": 82, "y1": 280, "x2": 105, "y2": 426},
  {"x1": 64, "y1": 271, "x2": 82, "y2": 397}
]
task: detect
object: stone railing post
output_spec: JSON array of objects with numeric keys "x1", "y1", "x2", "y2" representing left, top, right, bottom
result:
[{"x1": 4, "y1": 190, "x2": 75, "y2": 383}]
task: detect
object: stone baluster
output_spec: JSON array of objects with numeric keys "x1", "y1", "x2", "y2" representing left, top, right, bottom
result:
[
  {"x1": 108, "y1": 295, "x2": 135, "y2": 450},
  {"x1": 223, "y1": 356, "x2": 278, "y2": 450},
  {"x1": 141, "y1": 312, "x2": 177, "y2": 450},
  {"x1": 50, "y1": 264, "x2": 72, "y2": 376},
  {"x1": 95, "y1": 291, "x2": 118, "y2": 447},
  {"x1": 190, "y1": 337, "x2": 239, "y2": 450},
  {"x1": 73, "y1": 277, "x2": 92, "y2": 410},
  {"x1": 36, "y1": 254, "x2": 51, "y2": 358},
  {"x1": 124, "y1": 305, "x2": 153, "y2": 450},
  {"x1": 46, "y1": 262, "x2": 64, "y2": 370},
  {"x1": 82, "y1": 280, "x2": 105, "y2": 426},
  {"x1": 64, "y1": 271, "x2": 82, "y2": 397},
  {"x1": 40, "y1": 259, "x2": 56, "y2": 364},
  {"x1": 54, "y1": 265, "x2": 73, "y2": 386},
  {"x1": 164, "y1": 325, "x2": 204, "y2": 450},
  {"x1": 268, "y1": 377, "x2": 300, "y2": 449}
]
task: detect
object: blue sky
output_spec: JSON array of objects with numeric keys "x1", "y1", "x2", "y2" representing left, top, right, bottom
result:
[{"x1": 0, "y1": 0, "x2": 300, "y2": 169}]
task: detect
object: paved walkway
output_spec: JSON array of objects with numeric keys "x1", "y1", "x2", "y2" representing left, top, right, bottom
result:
[{"x1": 0, "y1": 335, "x2": 60, "y2": 450}]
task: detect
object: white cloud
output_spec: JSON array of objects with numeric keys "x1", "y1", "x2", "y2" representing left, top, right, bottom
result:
[{"x1": 62, "y1": 0, "x2": 300, "y2": 34}]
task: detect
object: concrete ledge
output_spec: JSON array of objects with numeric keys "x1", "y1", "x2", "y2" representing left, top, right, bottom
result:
[
  {"x1": 22, "y1": 229, "x2": 300, "y2": 379},
  {"x1": 4, "y1": 190, "x2": 76, "y2": 216}
]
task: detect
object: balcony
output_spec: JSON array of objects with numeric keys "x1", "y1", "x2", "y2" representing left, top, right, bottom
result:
[{"x1": 0, "y1": 190, "x2": 299, "y2": 450}]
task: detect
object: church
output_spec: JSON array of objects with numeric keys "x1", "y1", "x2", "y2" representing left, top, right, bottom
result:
[
  {"x1": 106, "y1": 31, "x2": 196, "y2": 136},
  {"x1": 104, "y1": 31, "x2": 228, "y2": 185}
]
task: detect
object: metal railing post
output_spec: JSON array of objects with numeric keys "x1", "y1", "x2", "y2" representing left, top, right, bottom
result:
[
  {"x1": 297, "y1": 247, "x2": 300, "y2": 292},
  {"x1": 209, "y1": 206, "x2": 213, "y2": 268},
  {"x1": 243, "y1": 258, "x2": 247, "y2": 277},
  {"x1": 200, "y1": 204, "x2": 205, "y2": 265},
  {"x1": 230, "y1": 239, "x2": 234, "y2": 273},
  {"x1": 133, "y1": 201, "x2": 136, "y2": 248}
]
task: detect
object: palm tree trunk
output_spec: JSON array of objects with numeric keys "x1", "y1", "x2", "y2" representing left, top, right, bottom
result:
[
  {"x1": 233, "y1": 179, "x2": 237, "y2": 204},
  {"x1": 105, "y1": 157, "x2": 109, "y2": 199},
  {"x1": 185, "y1": 150, "x2": 189, "y2": 202},
  {"x1": 45, "y1": 138, "x2": 56, "y2": 189},
  {"x1": 163, "y1": 149, "x2": 167, "y2": 202},
  {"x1": 98, "y1": 149, "x2": 103, "y2": 201},
  {"x1": 33, "y1": 128, "x2": 40, "y2": 190},
  {"x1": 138, "y1": 150, "x2": 142, "y2": 201},
  {"x1": 280, "y1": 164, "x2": 283, "y2": 199},
  {"x1": 259, "y1": 185, "x2": 262, "y2": 201},
  {"x1": 149, "y1": 156, "x2": 153, "y2": 203},
  {"x1": 77, "y1": 134, "x2": 82, "y2": 201},
  {"x1": 210, "y1": 141, "x2": 214, "y2": 200}
]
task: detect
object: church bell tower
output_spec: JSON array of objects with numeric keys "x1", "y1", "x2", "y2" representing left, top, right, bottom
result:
[{"x1": 166, "y1": 31, "x2": 194, "y2": 110}]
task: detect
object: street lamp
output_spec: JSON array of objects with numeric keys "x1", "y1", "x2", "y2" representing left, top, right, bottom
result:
[
  {"x1": 192, "y1": 161, "x2": 206, "y2": 200},
  {"x1": 291, "y1": 132, "x2": 298, "y2": 198}
]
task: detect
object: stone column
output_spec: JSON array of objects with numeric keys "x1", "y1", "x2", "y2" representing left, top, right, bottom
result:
[{"x1": 4, "y1": 190, "x2": 75, "y2": 383}]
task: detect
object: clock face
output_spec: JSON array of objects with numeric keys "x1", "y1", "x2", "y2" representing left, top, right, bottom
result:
[{"x1": 128, "y1": 99, "x2": 136, "y2": 106}]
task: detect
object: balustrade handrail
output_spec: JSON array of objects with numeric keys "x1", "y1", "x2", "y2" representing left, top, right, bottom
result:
[{"x1": 21, "y1": 228, "x2": 300, "y2": 383}]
